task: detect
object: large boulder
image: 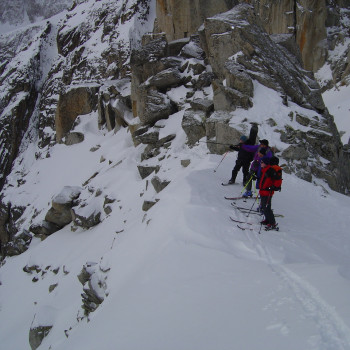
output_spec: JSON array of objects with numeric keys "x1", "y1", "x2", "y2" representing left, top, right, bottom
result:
[
  {"x1": 28, "y1": 306, "x2": 55, "y2": 350},
  {"x1": 148, "y1": 68, "x2": 184, "y2": 90},
  {"x1": 30, "y1": 221, "x2": 61, "y2": 238},
  {"x1": 224, "y1": 61, "x2": 254, "y2": 97},
  {"x1": 137, "y1": 88, "x2": 176, "y2": 125},
  {"x1": 131, "y1": 35, "x2": 184, "y2": 125},
  {"x1": 4, "y1": 230, "x2": 32, "y2": 257},
  {"x1": 78, "y1": 262, "x2": 108, "y2": 316},
  {"x1": 205, "y1": 112, "x2": 243, "y2": 154},
  {"x1": 212, "y1": 80, "x2": 253, "y2": 111},
  {"x1": 282, "y1": 145, "x2": 309, "y2": 161},
  {"x1": 71, "y1": 206, "x2": 101, "y2": 229},
  {"x1": 182, "y1": 109, "x2": 207, "y2": 145},
  {"x1": 45, "y1": 186, "x2": 82, "y2": 227},
  {"x1": 130, "y1": 34, "x2": 168, "y2": 86},
  {"x1": 64, "y1": 132, "x2": 85, "y2": 145},
  {"x1": 29, "y1": 326, "x2": 53, "y2": 350},
  {"x1": 137, "y1": 165, "x2": 160, "y2": 179},
  {"x1": 190, "y1": 98, "x2": 214, "y2": 115},
  {"x1": 135, "y1": 131, "x2": 160, "y2": 145},
  {"x1": 55, "y1": 86, "x2": 99, "y2": 142},
  {"x1": 98, "y1": 79, "x2": 133, "y2": 132},
  {"x1": 151, "y1": 176, "x2": 171, "y2": 193}
]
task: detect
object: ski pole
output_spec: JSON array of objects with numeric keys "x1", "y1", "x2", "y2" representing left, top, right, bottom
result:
[
  {"x1": 240, "y1": 174, "x2": 254, "y2": 194},
  {"x1": 253, "y1": 181, "x2": 260, "y2": 208},
  {"x1": 246, "y1": 194, "x2": 259, "y2": 217},
  {"x1": 213, "y1": 151, "x2": 229, "y2": 173},
  {"x1": 198, "y1": 140, "x2": 232, "y2": 146}
]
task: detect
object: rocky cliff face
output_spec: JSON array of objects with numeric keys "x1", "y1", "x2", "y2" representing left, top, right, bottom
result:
[
  {"x1": 1, "y1": 0, "x2": 350, "y2": 259},
  {"x1": 0, "y1": 23, "x2": 44, "y2": 189},
  {"x1": 0, "y1": 0, "x2": 153, "y2": 188},
  {"x1": 132, "y1": 3, "x2": 348, "y2": 192},
  {"x1": 155, "y1": 0, "x2": 237, "y2": 41},
  {"x1": 155, "y1": 0, "x2": 350, "y2": 79}
]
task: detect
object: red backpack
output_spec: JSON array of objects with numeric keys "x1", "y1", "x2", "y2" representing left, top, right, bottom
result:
[{"x1": 270, "y1": 156, "x2": 283, "y2": 191}]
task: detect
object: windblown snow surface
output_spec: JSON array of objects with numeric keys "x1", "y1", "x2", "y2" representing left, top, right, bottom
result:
[
  {"x1": 1, "y1": 0, "x2": 350, "y2": 348},
  {"x1": 0, "y1": 80, "x2": 350, "y2": 350}
]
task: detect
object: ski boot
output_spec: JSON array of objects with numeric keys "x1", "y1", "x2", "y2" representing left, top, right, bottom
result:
[
  {"x1": 265, "y1": 223, "x2": 279, "y2": 231},
  {"x1": 242, "y1": 190, "x2": 252, "y2": 198}
]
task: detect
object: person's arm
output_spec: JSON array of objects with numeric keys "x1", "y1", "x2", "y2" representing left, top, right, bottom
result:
[
  {"x1": 229, "y1": 144, "x2": 240, "y2": 151},
  {"x1": 266, "y1": 150, "x2": 274, "y2": 158},
  {"x1": 241, "y1": 144, "x2": 259, "y2": 152}
]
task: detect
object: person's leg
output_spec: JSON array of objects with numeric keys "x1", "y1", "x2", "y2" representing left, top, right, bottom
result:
[
  {"x1": 261, "y1": 195, "x2": 276, "y2": 225},
  {"x1": 230, "y1": 160, "x2": 242, "y2": 183},
  {"x1": 244, "y1": 171, "x2": 254, "y2": 192},
  {"x1": 242, "y1": 161, "x2": 250, "y2": 185}
]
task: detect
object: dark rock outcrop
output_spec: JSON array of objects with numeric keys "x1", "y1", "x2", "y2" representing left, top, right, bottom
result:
[
  {"x1": 0, "y1": 22, "x2": 46, "y2": 191},
  {"x1": 200, "y1": 4, "x2": 325, "y2": 112},
  {"x1": 29, "y1": 325, "x2": 53, "y2": 350},
  {"x1": 78, "y1": 262, "x2": 109, "y2": 316},
  {"x1": 55, "y1": 86, "x2": 99, "y2": 142},
  {"x1": 0, "y1": 200, "x2": 27, "y2": 257},
  {"x1": 151, "y1": 176, "x2": 170, "y2": 193}
]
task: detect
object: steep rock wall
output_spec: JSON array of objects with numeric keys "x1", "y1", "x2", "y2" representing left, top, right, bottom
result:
[
  {"x1": 155, "y1": 0, "x2": 237, "y2": 41},
  {"x1": 248, "y1": 0, "x2": 328, "y2": 71},
  {"x1": 198, "y1": 4, "x2": 348, "y2": 193},
  {"x1": 155, "y1": 0, "x2": 349, "y2": 74},
  {"x1": 0, "y1": 23, "x2": 44, "y2": 190},
  {"x1": 295, "y1": 0, "x2": 328, "y2": 72}
]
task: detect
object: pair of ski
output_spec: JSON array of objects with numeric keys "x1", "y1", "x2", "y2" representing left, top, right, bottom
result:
[
  {"x1": 230, "y1": 202, "x2": 284, "y2": 218},
  {"x1": 230, "y1": 217, "x2": 254, "y2": 231},
  {"x1": 224, "y1": 195, "x2": 253, "y2": 200},
  {"x1": 229, "y1": 217, "x2": 280, "y2": 232}
]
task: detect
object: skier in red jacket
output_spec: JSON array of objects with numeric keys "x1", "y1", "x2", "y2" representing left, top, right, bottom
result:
[{"x1": 259, "y1": 156, "x2": 279, "y2": 231}]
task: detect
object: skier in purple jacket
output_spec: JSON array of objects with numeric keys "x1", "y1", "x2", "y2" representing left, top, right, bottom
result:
[{"x1": 241, "y1": 139, "x2": 273, "y2": 197}]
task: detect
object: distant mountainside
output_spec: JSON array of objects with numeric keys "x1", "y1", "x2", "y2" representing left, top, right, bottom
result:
[{"x1": 0, "y1": 0, "x2": 73, "y2": 28}]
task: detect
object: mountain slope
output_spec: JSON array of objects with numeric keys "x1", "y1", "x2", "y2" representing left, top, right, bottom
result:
[
  {"x1": 0, "y1": 0, "x2": 73, "y2": 32},
  {"x1": 1, "y1": 83, "x2": 350, "y2": 350},
  {"x1": 1, "y1": 1, "x2": 350, "y2": 349}
]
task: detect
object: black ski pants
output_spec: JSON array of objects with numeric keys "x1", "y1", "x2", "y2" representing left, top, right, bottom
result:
[
  {"x1": 231, "y1": 159, "x2": 250, "y2": 184},
  {"x1": 260, "y1": 195, "x2": 276, "y2": 225}
]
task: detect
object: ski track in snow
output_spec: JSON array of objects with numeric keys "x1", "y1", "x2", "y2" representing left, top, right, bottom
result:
[{"x1": 244, "y1": 228, "x2": 350, "y2": 350}]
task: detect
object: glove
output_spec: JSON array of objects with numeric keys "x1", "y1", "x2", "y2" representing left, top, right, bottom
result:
[
  {"x1": 251, "y1": 173, "x2": 257, "y2": 180},
  {"x1": 230, "y1": 145, "x2": 240, "y2": 151}
]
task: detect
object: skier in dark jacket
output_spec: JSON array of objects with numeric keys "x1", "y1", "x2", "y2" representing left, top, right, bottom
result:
[
  {"x1": 240, "y1": 139, "x2": 273, "y2": 197},
  {"x1": 228, "y1": 135, "x2": 255, "y2": 185}
]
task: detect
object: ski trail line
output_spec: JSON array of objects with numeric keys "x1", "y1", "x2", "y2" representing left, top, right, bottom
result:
[{"x1": 249, "y1": 231, "x2": 350, "y2": 350}]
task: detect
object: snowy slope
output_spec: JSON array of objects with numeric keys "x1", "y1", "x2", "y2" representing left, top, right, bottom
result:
[
  {"x1": 0, "y1": 0, "x2": 73, "y2": 34},
  {"x1": 323, "y1": 85, "x2": 350, "y2": 145},
  {"x1": 1, "y1": 1, "x2": 350, "y2": 349},
  {"x1": 1, "y1": 83, "x2": 350, "y2": 350}
]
